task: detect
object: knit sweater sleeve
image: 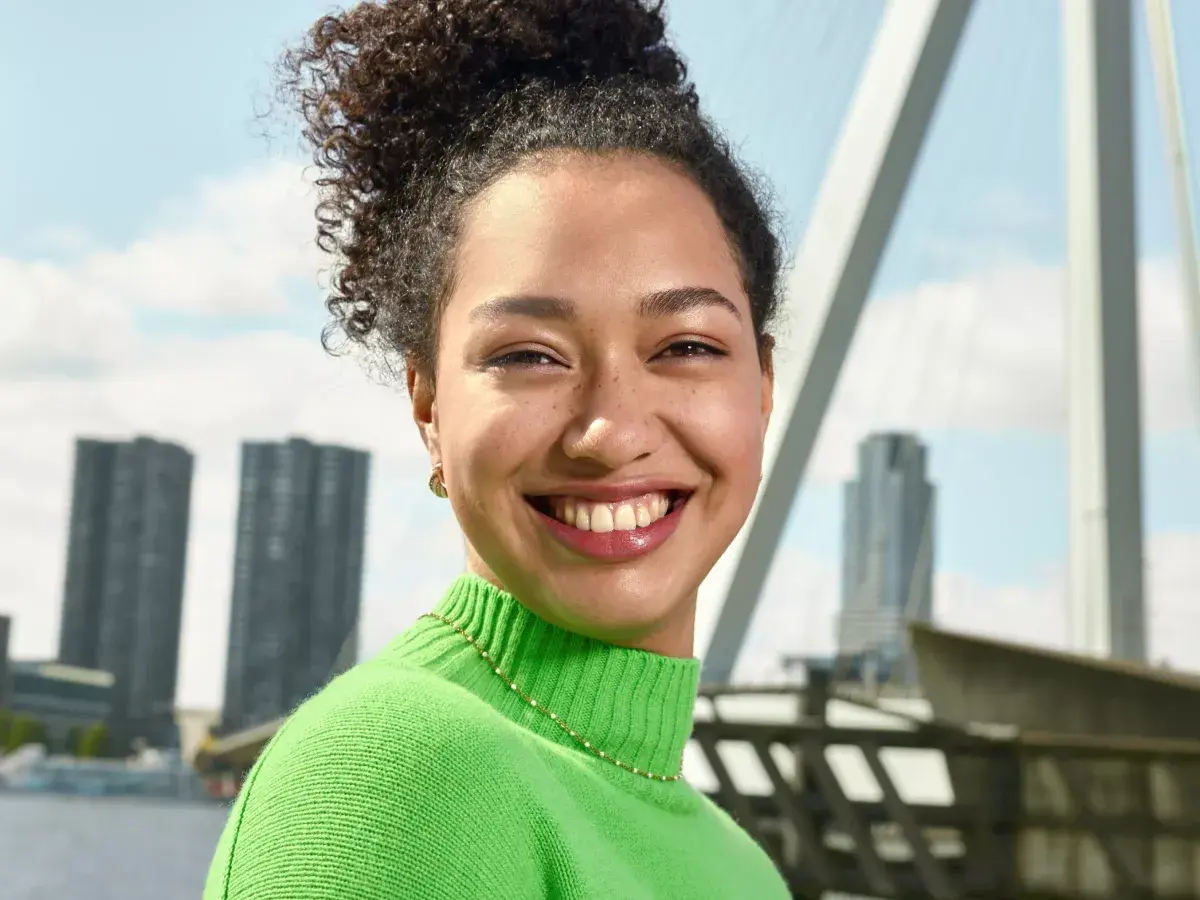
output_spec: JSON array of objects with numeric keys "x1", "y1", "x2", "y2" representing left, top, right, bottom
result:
[{"x1": 203, "y1": 663, "x2": 543, "y2": 900}]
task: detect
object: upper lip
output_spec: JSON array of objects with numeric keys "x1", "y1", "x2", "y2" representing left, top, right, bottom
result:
[{"x1": 525, "y1": 479, "x2": 696, "y2": 503}]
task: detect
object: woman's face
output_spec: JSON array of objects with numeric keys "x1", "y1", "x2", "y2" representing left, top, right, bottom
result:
[{"x1": 410, "y1": 152, "x2": 773, "y2": 657}]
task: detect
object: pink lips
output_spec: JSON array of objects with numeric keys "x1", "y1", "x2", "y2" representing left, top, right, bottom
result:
[{"x1": 533, "y1": 496, "x2": 687, "y2": 561}]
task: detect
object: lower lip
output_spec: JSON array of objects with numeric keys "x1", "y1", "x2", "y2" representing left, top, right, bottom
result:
[{"x1": 533, "y1": 499, "x2": 687, "y2": 561}]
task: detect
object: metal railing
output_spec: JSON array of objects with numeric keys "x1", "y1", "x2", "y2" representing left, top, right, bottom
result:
[{"x1": 694, "y1": 683, "x2": 1200, "y2": 899}]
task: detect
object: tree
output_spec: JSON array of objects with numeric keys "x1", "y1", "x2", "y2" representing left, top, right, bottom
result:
[
  {"x1": 65, "y1": 724, "x2": 85, "y2": 756},
  {"x1": 77, "y1": 722, "x2": 110, "y2": 758},
  {"x1": 0, "y1": 710, "x2": 11, "y2": 750},
  {"x1": 3, "y1": 713, "x2": 46, "y2": 753}
]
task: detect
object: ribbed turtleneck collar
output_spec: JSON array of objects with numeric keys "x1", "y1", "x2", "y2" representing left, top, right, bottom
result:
[{"x1": 391, "y1": 574, "x2": 700, "y2": 780}]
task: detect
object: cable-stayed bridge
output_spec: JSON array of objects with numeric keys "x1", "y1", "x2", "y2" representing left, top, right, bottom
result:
[{"x1": 702, "y1": 0, "x2": 1200, "y2": 685}]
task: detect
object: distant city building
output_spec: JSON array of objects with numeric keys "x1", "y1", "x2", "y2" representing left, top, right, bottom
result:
[
  {"x1": 220, "y1": 438, "x2": 370, "y2": 734},
  {"x1": 174, "y1": 707, "x2": 221, "y2": 766},
  {"x1": 0, "y1": 614, "x2": 11, "y2": 709},
  {"x1": 8, "y1": 661, "x2": 115, "y2": 750},
  {"x1": 837, "y1": 432, "x2": 936, "y2": 686},
  {"x1": 57, "y1": 437, "x2": 194, "y2": 750}
]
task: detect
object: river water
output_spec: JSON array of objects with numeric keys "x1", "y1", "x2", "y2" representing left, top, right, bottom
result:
[
  {"x1": 1, "y1": 791, "x2": 230, "y2": 900},
  {"x1": 0, "y1": 789, "x2": 893, "y2": 899}
]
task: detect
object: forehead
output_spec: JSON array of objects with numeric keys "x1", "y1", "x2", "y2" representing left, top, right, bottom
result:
[{"x1": 448, "y1": 151, "x2": 746, "y2": 314}]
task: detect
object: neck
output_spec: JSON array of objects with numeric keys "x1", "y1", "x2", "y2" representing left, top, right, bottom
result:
[{"x1": 606, "y1": 598, "x2": 697, "y2": 658}]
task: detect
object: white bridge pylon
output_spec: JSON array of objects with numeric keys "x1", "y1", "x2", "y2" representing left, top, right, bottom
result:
[{"x1": 700, "y1": 0, "x2": 1200, "y2": 685}]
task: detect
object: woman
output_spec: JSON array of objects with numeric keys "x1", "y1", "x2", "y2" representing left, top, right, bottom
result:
[{"x1": 204, "y1": 0, "x2": 791, "y2": 897}]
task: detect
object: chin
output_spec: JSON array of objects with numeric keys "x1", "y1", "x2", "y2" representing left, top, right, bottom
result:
[{"x1": 519, "y1": 552, "x2": 701, "y2": 649}]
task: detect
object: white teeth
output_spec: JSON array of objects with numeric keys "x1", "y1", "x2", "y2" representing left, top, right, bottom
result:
[
  {"x1": 548, "y1": 492, "x2": 676, "y2": 532},
  {"x1": 613, "y1": 505, "x2": 637, "y2": 531},
  {"x1": 591, "y1": 506, "x2": 615, "y2": 533}
]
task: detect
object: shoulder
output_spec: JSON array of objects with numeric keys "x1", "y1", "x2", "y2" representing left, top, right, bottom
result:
[
  {"x1": 693, "y1": 788, "x2": 767, "y2": 846},
  {"x1": 691, "y1": 789, "x2": 791, "y2": 889},
  {"x1": 264, "y1": 659, "x2": 502, "y2": 769},
  {"x1": 206, "y1": 661, "x2": 538, "y2": 899},
  {"x1": 247, "y1": 661, "x2": 511, "y2": 801}
]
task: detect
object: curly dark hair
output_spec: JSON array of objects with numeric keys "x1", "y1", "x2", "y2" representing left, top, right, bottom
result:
[{"x1": 280, "y1": 0, "x2": 783, "y2": 377}]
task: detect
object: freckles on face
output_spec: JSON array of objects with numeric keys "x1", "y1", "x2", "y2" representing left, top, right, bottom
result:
[{"x1": 427, "y1": 151, "x2": 770, "y2": 645}]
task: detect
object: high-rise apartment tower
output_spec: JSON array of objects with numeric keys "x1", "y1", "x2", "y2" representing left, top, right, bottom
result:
[
  {"x1": 220, "y1": 438, "x2": 370, "y2": 733},
  {"x1": 837, "y1": 432, "x2": 935, "y2": 686},
  {"x1": 58, "y1": 436, "x2": 194, "y2": 748}
]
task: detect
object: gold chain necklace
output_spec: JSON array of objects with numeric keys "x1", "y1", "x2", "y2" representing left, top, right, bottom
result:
[{"x1": 421, "y1": 612, "x2": 683, "y2": 782}]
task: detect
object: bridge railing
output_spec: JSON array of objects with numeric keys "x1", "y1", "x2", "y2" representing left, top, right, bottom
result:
[{"x1": 692, "y1": 703, "x2": 1200, "y2": 900}]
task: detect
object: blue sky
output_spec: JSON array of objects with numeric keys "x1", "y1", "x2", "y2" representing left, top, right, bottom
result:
[
  {"x1": 3, "y1": 0, "x2": 1200, "y2": 694},
  {"x1": 7, "y1": 0, "x2": 1197, "y2": 258}
]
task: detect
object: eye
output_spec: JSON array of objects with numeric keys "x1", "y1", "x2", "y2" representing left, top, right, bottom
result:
[
  {"x1": 487, "y1": 349, "x2": 562, "y2": 369},
  {"x1": 656, "y1": 340, "x2": 727, "y2": 360}
]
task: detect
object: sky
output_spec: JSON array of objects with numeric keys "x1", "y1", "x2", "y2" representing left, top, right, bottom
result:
[{"x1": 3, "y1": 0, "x2": 1200, "y2": 711}]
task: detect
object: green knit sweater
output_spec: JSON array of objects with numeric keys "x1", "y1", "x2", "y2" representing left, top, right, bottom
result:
[{"x1": 203, "y1": 574, "x2": 791, "y2": 899}]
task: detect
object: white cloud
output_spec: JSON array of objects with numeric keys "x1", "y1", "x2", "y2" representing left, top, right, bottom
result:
[
  {"x1": 1, "y1": 256, "x2": 138, "y2": 373},
  {"x1": 774, "y1": 258, "x2": 1200, "y2": 482},
  {"x1": 82, "y1": 161, "x2": 324, "y2": 315},
  {"x1": 2, "y1": 160, "x2": 322, "y2": 374}
]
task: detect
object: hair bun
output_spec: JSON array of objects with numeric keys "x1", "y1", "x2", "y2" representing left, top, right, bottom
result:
[{"x1": 286, "y1": 0, "x2": 689, "y2": 200}]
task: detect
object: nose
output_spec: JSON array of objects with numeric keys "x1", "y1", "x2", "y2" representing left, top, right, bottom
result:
[{"x1": 560, "y1": 358, "x2": 663, "y2": 469}]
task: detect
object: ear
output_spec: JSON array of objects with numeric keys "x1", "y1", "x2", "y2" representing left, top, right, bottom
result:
[
  {"x1": 758, "y1": 335, "x2": 775, "y2": 438},
  {"x1": 407, "y1": 362, "x2": 439, "y2": 464}
]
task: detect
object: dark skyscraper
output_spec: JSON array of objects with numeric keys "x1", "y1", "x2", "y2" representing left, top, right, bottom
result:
[
  {"x1": 837, "y1": 432, "x2": 935, "y2": 686},
  {"x1": 58, "y1": 437, "x2": 194, "y2": 748},
  {"x1": 221, "y1": 438, "x2": 370, "y2": 733},
  {"x1": 0, "y1": 614, "x2": 11, "y2": 709}
]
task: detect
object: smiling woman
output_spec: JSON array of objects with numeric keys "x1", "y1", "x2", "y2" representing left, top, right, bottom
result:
[{"x1": 203, "y1": 1, "x2": 789, "y2": 898}]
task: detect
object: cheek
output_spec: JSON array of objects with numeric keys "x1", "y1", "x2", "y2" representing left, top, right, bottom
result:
[
  {"x1": 439, "y1": 384, "x2": 566, "y2": 489},
  {"x1": 677, "y1": 375, "x2": 766, "y2": 484}
]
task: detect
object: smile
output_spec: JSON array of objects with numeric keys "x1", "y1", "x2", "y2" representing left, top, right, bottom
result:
[
  {"x1": 547, "y1": 492, "x2": 677, "y2": 532},
  {"x1": 525, "y1": 490, "x2": 690, "y2": 560}
]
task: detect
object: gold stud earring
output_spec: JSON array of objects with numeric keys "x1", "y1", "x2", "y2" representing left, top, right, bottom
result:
[{"x1": 428, "y1": 463, "x2": 448, "y2": 499}]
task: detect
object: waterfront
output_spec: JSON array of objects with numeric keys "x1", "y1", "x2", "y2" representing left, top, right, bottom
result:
[{"x1": 1, "y1": 791, "x2": 229, "y2": 900}]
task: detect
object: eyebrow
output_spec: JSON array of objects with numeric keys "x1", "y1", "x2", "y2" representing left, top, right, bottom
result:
[
  {"x1": 638, "y1": 286, "x2": 742, "y2": 321},
  {"x1": 470, "y1": 294, "x2": 576, "y2": 323},
  {"x1": 469, "y1": 286, "x2": 742, "y2": 323}
]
